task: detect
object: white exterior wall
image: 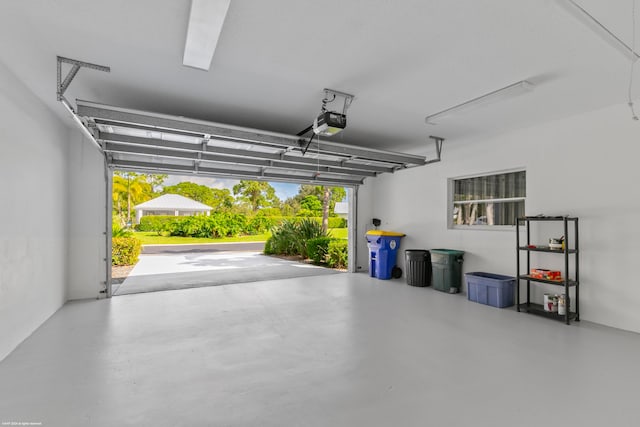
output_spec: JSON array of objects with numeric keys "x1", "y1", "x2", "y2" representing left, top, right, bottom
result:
[
  {"x1": 359, "y1": 102, "x2": 640, "y2": 333},
  {"x1": 67, "y1": 132, "x2": 107, "y2": 300},
  {"x1": 0, "y1": 62, "x2": 69, "y2": 361}
]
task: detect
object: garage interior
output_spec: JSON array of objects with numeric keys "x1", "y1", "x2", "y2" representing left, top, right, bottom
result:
[{"x1": 2, "y1": 1, "x2": 640, "y2": 425}]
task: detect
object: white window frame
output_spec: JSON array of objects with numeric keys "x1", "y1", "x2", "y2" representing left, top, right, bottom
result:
[{"x1": 447, "y1": 168, "x2": 526, "y2": 231}]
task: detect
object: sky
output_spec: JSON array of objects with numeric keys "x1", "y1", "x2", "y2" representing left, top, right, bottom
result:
[{"x1": 161, "y1": 174, "x2": 301, "y2": 201}]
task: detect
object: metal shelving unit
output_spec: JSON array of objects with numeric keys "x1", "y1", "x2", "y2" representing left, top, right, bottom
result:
[{"x1": 516, "y1": 216, "x2": 580, "y2": 325}]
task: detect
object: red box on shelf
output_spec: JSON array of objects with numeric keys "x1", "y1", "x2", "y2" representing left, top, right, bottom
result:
[{"x1": 530, "y1": 268, "x2": 562, "y2": 281}]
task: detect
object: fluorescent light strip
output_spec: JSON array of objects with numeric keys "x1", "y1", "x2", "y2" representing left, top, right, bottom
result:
[
  {"x1": 183, "y1": 0, "x2": 232, "y2": 71},
  {"x1": 425, "y1": 80, "x2": 534, "y2": 125},
  {"x1": 557, "y1": 0, "x2": 640, "y2": 61}
]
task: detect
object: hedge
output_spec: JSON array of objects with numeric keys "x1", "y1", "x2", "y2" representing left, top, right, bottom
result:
[
  {"x1": 256, "y1": 216, "x2": 346, "y2": 228},
  {"x1": 135, "y1": 214, "x2": 346, "y2": 237},
  {"x1": 112, "y1": 237, "x2": 141, "y2": 266},
  {"x1": 136, "y1": 215, "x2": 175, "y2": 232}
]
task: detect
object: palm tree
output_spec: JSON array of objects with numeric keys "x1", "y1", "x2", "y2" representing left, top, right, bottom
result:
[{"x1": 113, "y1": 172, "x2": 152, "y2": 226}]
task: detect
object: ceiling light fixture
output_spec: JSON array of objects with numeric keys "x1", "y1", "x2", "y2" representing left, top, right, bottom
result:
[
  {"x1": 425, "y1": 80, "x2": 535, "y2": 125},
  {"x1": 182, "y1": 0, "x2": 232, "y2": 71},
  {"x1": 557, "y1": 0, "x2": 640, "y2": 61}
]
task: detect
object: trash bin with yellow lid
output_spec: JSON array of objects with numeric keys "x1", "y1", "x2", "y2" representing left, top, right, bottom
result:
[{"x1": 365, "y1": 230, "x2": 405, "y2": 280}]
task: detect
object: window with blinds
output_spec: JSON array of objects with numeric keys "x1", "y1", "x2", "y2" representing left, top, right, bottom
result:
[{"x1": 450, "y1": 170, "x2": 525, "y2": 227}]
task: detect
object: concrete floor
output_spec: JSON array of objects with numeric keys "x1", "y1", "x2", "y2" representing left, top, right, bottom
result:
[
  {"x1": 113, "y1": 251, "x2": 339, "y2": 295},
  {"x1": 1, "y1": 273, "x2": 639, "y2": 426}
]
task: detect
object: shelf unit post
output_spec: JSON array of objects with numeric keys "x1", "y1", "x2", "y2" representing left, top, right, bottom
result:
[
  {"x1": 526, "y1": 218, "x2": 531, "y2": 305},
  {"x1": 575, "y1": 218, "x2": 580, "y2": 320},
  {"x1": 516, "y1": 219, "x2": 520, "y2": 311},
  {"x1": 563, "y1": 217, "x2": 570, "y2": 324}
]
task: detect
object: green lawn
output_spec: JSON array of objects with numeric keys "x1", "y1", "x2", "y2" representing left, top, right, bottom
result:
[
  {"x1": 330, "y1": 228, "x2": 348, "y2": 239},
  {"x1": 132, "y1": 228, "x2": 348, "y2": 245},
  {"x1": 133, "y1": 232, "x2": 270, "y2": 245}
]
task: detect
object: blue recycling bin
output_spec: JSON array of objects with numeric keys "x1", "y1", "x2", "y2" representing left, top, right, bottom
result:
[{"x1": 366, "y1": 230, "x2": 405, "y2": 280}]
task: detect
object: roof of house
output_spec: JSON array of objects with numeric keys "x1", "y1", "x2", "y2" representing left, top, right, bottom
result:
[
  {"x1": 134, "y1": 194, "x2": 212, "y2": 211},
  {"x1": 334, "y1": 202, "x2": 348, "y2": 215}
]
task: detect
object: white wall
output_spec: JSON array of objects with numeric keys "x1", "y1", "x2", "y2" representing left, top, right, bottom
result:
[
  {"x1": 0, "y1": 62, "x2": 69, "y2": 361},
  {"x1": 67, "y1": 132, "x2": 107, "y2": 300},
  {"x1": 360, "y1": 102, "x2": 640, "y2": 333}
]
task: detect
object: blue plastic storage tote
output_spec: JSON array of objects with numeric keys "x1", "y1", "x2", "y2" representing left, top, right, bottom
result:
[{"x1": 465, "y1": 272, "x2": 515, "y2": 308}]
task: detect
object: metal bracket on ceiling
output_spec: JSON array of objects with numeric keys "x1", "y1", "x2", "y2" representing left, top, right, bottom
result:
[
  {"x1": 321, "y1": 88, "x2": 355, "y2": 115},
  {"x1": 425, "y1": 136, "x2": 445, "y2": 165},
  {"x1": 57, "y1": 56, "x2": 110, "y2": 102},
  {"x1": 56, "y1": 56, "x2": 110, "y2": 151}
]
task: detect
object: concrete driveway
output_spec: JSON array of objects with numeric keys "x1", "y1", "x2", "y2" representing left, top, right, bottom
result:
[{"x1": 113, "y1": 243, "x2": 340, "y2": 296}]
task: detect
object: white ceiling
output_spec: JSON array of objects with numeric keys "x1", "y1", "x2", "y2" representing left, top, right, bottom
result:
[{"x1": 1, "y1": 0, "x2": 638, "y2": 151}]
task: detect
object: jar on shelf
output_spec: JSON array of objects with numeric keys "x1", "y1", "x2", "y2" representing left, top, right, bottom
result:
[
  {"x1": 558, "y1": 294, "x2": 567, "y2": 315},
  {"x1": 543, "y1": 293, "x2": 551, "y2": 312}
]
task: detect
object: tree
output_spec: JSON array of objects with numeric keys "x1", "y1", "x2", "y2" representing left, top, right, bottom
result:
[
  {"x1": 300, "y1": 195, "x2": 322, "y2": 212},
  {"x1": 296, "y1": 185, "x2": 345, "y2": 211},
  {"x1": 295, "y1": 185, "x2": 346, "y2": 231},
  {"x1": 147, "y1": 174, "x2": 168, "y2": 192},
  {"x1": 281, "y1": 197, "x2": 300, "y2": 216},
  {"x1": 321, "y1": 186, "x2": 331, "y2": 232},
  {"x1": 232, "y1": 180, "x2": 280, "y2": 211},
  {"x1": 162, "y1": 182, "x2": 234, "y2": 211},
  {"x1": 113, "y1": 172, "x2": 155, "y2": 225}
]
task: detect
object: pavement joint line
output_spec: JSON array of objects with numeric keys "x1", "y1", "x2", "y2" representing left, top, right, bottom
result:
[
  {"x1": 142, "y1": 251, "x2": 262, "y2": 255},
  {"x1": 142, "y1": 241, "x2": 267, "y2": 247}
]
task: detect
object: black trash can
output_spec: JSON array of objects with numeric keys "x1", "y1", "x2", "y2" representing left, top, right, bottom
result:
[{"x1": 405, "y1": 250, "x2": 432, "y2": 287}]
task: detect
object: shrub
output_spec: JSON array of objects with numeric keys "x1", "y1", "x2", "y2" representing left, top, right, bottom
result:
[
  {"x1": 247, "y1": 215, "x2": 274, "y2": 234},
  {"x1": 112, "y1": 237, "x2": 141, "y2": 266},
  {"x1": 265, "y1": 218, "x2": 332, "y2": 258},
  {"x1": 296, "y1": 208, "x2": 318, "y2": 217},
  {"x1": 159, "y1": 213, "x2": 251, "y2": 238},
  {"x1": 263, "y1": 237, "x2": 275, "y2": 255},
  {"x1": 257, "y1": 207, "x2": 282, "y2": 216},
  {"x1": 136, "y1": 215, "x2": 175, "y2": 233},
  {"x1": 112, "y1": 221, "x2": 133, "y2": 238},
  {"x1": 262, "y1": 216, "x2": 346, "y2": 229},
  {"x1": 306, "y1": 237, "x2": 332, "y2": 264},
  {"x1": 297, "y1": 218, "x2": 330, "y2": 258},
  {"x1": 327, "y1": 239, "x2": 348, "y2": 269},
  {"x1": 208, "y1": 213, "x2": 247, "y2": 237},
  {"x1": 266, "y1": 220, "x2": 301, "y2": 256}
]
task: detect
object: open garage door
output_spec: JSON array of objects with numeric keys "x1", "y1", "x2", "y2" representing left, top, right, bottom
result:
[
  {"x1": 76, "y1": 100, "x2": 428, "y2": 186},
  {"x1": 72, "y1": 100, "x2": 430, "y2": 297}
]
